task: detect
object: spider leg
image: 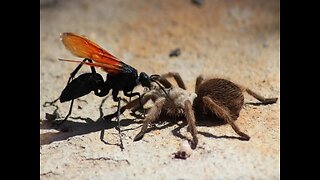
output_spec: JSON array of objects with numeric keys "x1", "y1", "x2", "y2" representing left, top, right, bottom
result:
[
  {"x1": 159, "y1": 72, "x2": 186, "y2": 90},
  {"x1": 195, "y1": 75, "x2": 204, "y2": 94},
  {"x1": 202, "y1": 96, "x2": 250, "y2": 140},
  {"x1": 131, "y1": 92, "x2": 157, "y2": 113},
  {"x1": 133, "y1": 97, "x2": 166, "y2": 141},
  {"x1": 245, "y1": 88, "x2": 278, "y2": 105},
  {"x1": 184, "y1": 100, "x2": 198, "y2": 149}
]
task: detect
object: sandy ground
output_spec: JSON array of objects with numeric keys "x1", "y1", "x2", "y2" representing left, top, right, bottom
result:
[{"x1": 40, "y1": 0, "x2": 280, "y2": 179}]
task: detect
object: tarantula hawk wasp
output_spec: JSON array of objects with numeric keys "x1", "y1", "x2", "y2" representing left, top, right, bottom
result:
[{"x1": 44, "y1": 32, "x2": 166, "y2": 149}]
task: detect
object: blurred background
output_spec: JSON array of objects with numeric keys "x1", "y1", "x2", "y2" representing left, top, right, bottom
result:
[{"x1": 41, "y1": 0, "x2": 279, "y2": 179}]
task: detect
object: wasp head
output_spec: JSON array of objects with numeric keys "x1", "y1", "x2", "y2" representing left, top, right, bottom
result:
[
  {"x1": 139, "y1": 72, "x2": 152, "y2": 89},
  {"x1": 139, "y1": 73, "x2": 169, "y2": 97}
]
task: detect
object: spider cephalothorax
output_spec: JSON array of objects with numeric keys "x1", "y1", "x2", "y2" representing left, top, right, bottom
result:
[{"x1": 154, "y1": 86, "x2": 197, "y2": 117}]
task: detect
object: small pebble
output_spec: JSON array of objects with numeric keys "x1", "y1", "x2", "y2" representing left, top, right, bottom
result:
[
  {"x1": 169, "y1": 48, "x2": 181, "y2": 57},
  {"x1": 191, "y1": 0, "x2": 204, "y2": 6},
  {"x1": 45, "y1": 112, "x2": 58, "y2": 121},
  {"x1": 172, "y1": 140, "x2": 193, "y2": 159}
]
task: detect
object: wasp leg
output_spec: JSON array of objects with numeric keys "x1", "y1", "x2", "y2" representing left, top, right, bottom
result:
[
  {"x1": 124, "y1": 91, "x2": 145, "y2": 118},
  {"x1": 111, "y1": 90, "x2": 124, "y2": 150}
]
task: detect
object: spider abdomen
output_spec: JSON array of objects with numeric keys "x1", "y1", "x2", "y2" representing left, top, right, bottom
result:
[{"x1": 194, "y1": 78, "x2": 244, "y2": 120}]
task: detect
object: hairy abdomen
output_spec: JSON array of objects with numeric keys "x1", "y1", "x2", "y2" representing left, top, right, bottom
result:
[{"x1": 193, "y1": 78, "x2": 244, "y2": 120}]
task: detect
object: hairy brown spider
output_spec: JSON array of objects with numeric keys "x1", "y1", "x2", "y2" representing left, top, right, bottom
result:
[{"x1": 105, "y1": 72, "x2": 278, "y2": 149}]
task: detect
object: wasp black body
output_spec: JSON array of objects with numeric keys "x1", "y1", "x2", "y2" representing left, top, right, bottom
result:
[{"x1": 59, "y1": 61, "x2": 155, "y2": 104}]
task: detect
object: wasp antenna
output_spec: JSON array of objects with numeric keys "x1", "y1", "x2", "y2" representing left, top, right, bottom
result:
[
  {"x1": 150, "y1": 74, "x2": 160, "y2": 78},
  {"x1": 58, "y1": 58, "x2": 108, "y2": 69},
  {"x1": 58, "y1": 58, "x2": 79, "y2": 62},
  {"x1": 150, "y1": 74, "x2": 161, "y2": 81},
  {"x1": 151, "y1": 79, "x2": 169, "y2": 97}
]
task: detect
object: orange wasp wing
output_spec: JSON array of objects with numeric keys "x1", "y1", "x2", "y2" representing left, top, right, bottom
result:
[{"x1": 60, "y1": 32, "x2": 123, "y2": 74}]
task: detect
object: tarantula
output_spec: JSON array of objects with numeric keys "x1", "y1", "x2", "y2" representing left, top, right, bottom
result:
[{"x1": 105, "y1": 72, "x2": 278, "y2": 149}]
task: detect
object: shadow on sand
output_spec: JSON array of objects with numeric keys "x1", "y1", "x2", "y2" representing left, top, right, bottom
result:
[
  {"x1": 41, "y1": 99, "x2": 265, "y2": 146},
  {"x1": 40, "y1": 96, "x2": 142, "y2": 149}
]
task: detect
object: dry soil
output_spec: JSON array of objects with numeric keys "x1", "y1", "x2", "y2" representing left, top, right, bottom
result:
[{"x1": 40, "y1": 0, "x2": 280, "y2": 179}]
